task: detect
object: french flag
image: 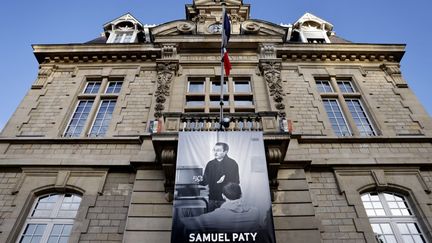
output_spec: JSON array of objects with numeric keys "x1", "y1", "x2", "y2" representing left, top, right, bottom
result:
[
  {"x1": 223, "y1": 48, "x2": 231, "y2": 76},
  {"x1": 222, "y1": 12, "x2": 231, "y2": 48},
  {"x1": 222, "y1": 12, "x2": 231, "y2": 76}
]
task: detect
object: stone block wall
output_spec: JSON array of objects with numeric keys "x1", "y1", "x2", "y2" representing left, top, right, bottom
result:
[
  {"x1": 124, "y1": 169, "x2": 171, "y2": 243},
  {"x1": 0, "y1": 171, "x2": 20, "y2": 238},
  {"x1": 282, "y1": 68, "x2": 325, "y2": 135},
  {"x1": 273, "y1": 169, "x2": 321, "y2": 242},
  {"x1": 308, "y1": 171, "x2": 365, "y2": 242},
  {"x1": 79, "y1": 172, "x2": 134, "y2": 243},
  {"x1": 116, "y1": 70, "x2": 156, "y2": 136},
  {"x1": 363, "y1": 70, "x2": 422, "y2": 135}
]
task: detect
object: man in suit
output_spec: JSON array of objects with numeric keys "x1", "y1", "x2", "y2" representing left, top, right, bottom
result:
[{"x1": 196, "y1": 142, "x2": 240, "y2": 212}]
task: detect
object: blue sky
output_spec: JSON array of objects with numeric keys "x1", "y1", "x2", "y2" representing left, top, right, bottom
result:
[{"x1": 0, "y1": 0, "x2": 431, "y2": 132}]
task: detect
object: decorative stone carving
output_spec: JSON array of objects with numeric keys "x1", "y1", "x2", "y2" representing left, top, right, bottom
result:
[
  {"x1": 241, "y1": 20, "x2": 261, "y2": 34},
  {"x1": 229, "y1": 10, "x2": 242, "y2": 23},
  {"x1": 161, "y1": 44, "x2": 178, "y2": 59},
  {"x1": 259, "y1": 44, "x2": 276, "y2": 59},
  {"x1": 192, "y1": 14, "x2": 206, "y2": 24},
  {"x1": 161, "y1": 148, "x2": 176, "y2": 199},
  {"x1": 260, "y1": 61, "x2": 286, "y2": 117},
  {"x1": 32, "y1": 66, "x2": 55, "y2": 89},
  {"x1": 266, "y1": 146, "x2": 282, "y2": 201},
  {"x1": 380, "y1": 64, "x2": 408, "y2": 88},
  {"x1": 154, "y1": 63, "x2": 178, "y2": 118},
  {"x1": 177, "y1": 22, "x2": 195, "y2": 34}
]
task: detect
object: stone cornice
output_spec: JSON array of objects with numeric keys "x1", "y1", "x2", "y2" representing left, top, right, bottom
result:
[
  {"x1": 277, "y1": 43, "x2": 406, "y2": 62},
  {"x1": 294, "y1": 135, "x2": 432, "y2": 144},
  {"x1": 32, "y1": 44, "x2": 161, "y2": 64},
  {"x1": 0, "y1": 137, "x2": 143, "y2": 145}
]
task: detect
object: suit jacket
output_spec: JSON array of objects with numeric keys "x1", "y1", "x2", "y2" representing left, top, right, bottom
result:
[{"x1": 201, "y1": 156, "x2": 240, "y2": 201}]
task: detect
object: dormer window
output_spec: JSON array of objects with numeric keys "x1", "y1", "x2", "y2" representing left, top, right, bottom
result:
[
  {"x1": 293, "y1": 13, "x2": 333, "y2": 44},
  {"x1": 104, "y1": 13, "x2": 144, "y2": 44}
]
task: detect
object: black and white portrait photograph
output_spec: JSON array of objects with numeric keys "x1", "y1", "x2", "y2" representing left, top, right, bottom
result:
[{"x1": 171, "y1": 132, "x2": 276, "y2": 243}]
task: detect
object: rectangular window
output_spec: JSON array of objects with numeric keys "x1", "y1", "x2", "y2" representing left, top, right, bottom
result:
[
  {"x1": 89, "y1": 100, "x2": 116, "y2": 137},
  {"x1": 105, "y1": 81, "x2": 123, "y2": 94},
  {"x1": 234, "y1": 96, "x2": 254, "y2": 107},
  {"x1": 210, "y1": 96, "x2": 229, "y2": 107},
  {"x1": 64, "y1": 100, "x2": 94, "y2": 137},
  {"x1": 323, "y1": 99, "x2": 351, "y2": 136},
  {"x1": 188, "y1": 80, "x2": 205, "y2": 93},
  {"x1": 185, "y1": 76, "x2": 254, "y2": 113},
  {"x1": 371, "y1": 223, "x2": 397, "y2": 243},
  {"x1": 211, "y1": 80, "x2": 228, "y2": 93},
  {"x1": 346, "y1": 99, "x2": 376, "y2": 136},
  {"x1": 234, "y1": 81, "x2": 251, "y2": 93},
  {"x1": 113, "y1": 32, "x2": 134, "y2": 43},
  {"x1": 316, "y1": 80, "x2": 333, "y2": 93},
  {"x1": 337, "y1": 81, "x2": 356, "y2": 93},
  {"x1": 123, "y1": 32, "x2": 134, "y2": 43},
  {"x1": 19, "y1": 224, "x2": 47, "y2": 243},
  {"x1": 83, "y1": 81, "x2": 101, "y2": 94},
  {"x1": 48, "y1": 224, "x2": 73, "y2": 243},
  {"x1": 186, "y1": 96, "x2": 205, "y2": 107},
  {"x1": 397, "y1": 223, "x2": 426, "y2": 243},
  {"x1": 113, "y1": 34, "x2": 123, "y2": 43},
  {"x1": 317, "y1": 78, "x2": 377, "y2": 136}
]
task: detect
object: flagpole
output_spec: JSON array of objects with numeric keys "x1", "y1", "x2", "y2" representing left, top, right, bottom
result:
[{"x1": 219, "y1": 3, "x2": 226, "y2": 131}]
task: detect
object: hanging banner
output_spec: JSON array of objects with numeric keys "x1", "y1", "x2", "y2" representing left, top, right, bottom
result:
[{"x1": 171, "y1": 132, "x2": 276, "y2": 243}]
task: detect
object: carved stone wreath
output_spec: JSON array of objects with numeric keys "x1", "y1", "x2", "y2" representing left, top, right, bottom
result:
[
  {"x1": 177, "y1": 22, "x2": 195, "y2": 34},
  {"x1": 260, "y1": 61, "x2": 286, "y2": 117},
  {"x1": 241, "y1": 20, "x2": 261, "y2": 34},
  {"x1": 154, "y1": 63, "x2": 177, "y2": 118}
]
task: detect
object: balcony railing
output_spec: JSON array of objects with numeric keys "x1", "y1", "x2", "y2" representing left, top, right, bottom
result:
[{"x1": 161, "y1": 112, "x2": 286, "y2": 133}]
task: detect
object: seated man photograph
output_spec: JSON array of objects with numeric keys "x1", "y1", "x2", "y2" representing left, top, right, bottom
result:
[{"x1": 181, "y1": 183, "x2": 259, "y2": 232}]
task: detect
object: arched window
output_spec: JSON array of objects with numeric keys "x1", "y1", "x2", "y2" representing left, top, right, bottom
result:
[
  {"x1": 17, "y1": 193, "x2": 82, "y2": 243},
  {"x1": 361, "y1": 192, "x2": 427, "y2": 243}
]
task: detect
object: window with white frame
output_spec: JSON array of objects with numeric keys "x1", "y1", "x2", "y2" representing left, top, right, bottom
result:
[
  {"x1": 89, "y1": 100, "x2": 117, "y2": 137},
  {"x1": 322, "y1": 99, "x2": 351, "y2": 136},
  {"x1": 316, "y1": 80, "x2": 333, "y2": 93},
  {"x1": 105, "y1": 81, "x2": 123, "y2": 94},
  {"x1": 83, "y1": 81, "x2": 101, "y2": 94},
  {"x1": 64, "y1": 100, "x2": 94, "y2": 137},
  {"x1": 18, "y1": 194, "x2": 81, "y2": 243},
  {"x1": 111, "y1": 32, "x2": 134, "y2": 43},
  {"x1": 185, "y1": 76, "x2": 254, "y2": 113},
  {"x1": 64, "y1": 78, "x2": 122, "y2": 137},
  {"x1": 316, "y1": 78, "x2": 377, "y2": 137},
  {"x1": 361, "y1": 192, "x2": 427, "y2": 243}
]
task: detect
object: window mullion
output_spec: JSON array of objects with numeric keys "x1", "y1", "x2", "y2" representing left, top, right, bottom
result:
[
  {"x1": 379, "y1": 193, "x2": 392, "y2": 217},
  {"x1": 51, "y1": 194, "x2": 64, "y2": 218},
  {"x1": 389, "y1": 221, "x2": 405, "y2": 243},
  {"x1": 331, "y1": 77, "x2": 357, "y2": 136},
  {"x1": 41, "y1": 222, "x2": 54, "y2": 243}
]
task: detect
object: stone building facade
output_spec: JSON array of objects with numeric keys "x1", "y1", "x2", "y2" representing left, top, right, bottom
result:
[{"x1": 1, "y1": 0, "x2": 432, "y2": 242}]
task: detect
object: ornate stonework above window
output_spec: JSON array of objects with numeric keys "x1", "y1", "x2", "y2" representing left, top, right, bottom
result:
[
  {"x1": 154, "y1": 62, "x2": 179, "y2": 118},
  {"x1": 259, "y1": 61, "x2": 286, "y2": 117}
]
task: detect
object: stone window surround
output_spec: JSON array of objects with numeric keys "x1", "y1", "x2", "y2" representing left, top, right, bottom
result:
[
  {"x1": 185, "y1": 75, "x2": 255, "y2": 113},
  {"x1": 1, "y1": 168, "x2": 108, "y2": 243},
  {"x1": 62, "y1": 76, "x2": 124, "y2": 138},
  {"x1": 313, "y1": 74, "x2": 379, "y2": 137},
  {"x1": 332, "y1": 168, "x2": 432, "y2": 243}
]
